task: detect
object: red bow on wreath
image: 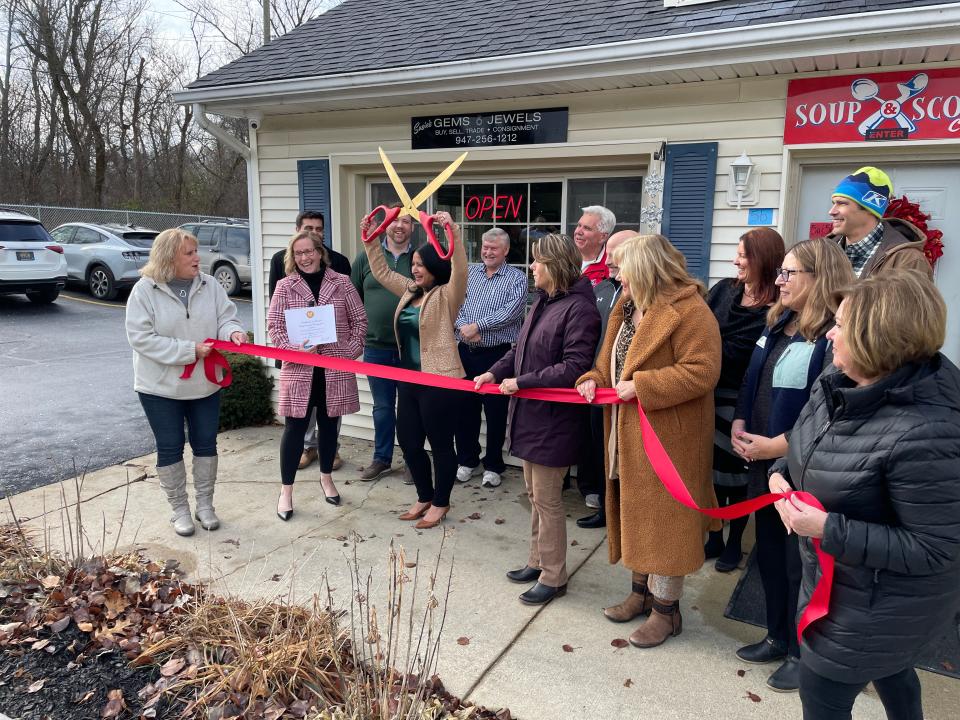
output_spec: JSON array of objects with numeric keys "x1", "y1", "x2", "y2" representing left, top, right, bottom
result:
[{"x1": 884, "y1": 195, "x2": 944, "y2": 267}]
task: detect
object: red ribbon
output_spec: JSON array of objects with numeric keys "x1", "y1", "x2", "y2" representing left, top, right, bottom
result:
[{"x1": 185, "y1": 339, "x2": 832, "y2": 642}]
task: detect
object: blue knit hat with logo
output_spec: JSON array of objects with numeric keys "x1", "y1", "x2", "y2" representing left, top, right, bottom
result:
[{"x1": 832, "y1": 167, "x2": 894, "y2": 219}]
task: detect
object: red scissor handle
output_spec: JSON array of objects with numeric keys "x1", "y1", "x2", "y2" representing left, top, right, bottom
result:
[
  {"x1": 419, "y1": 210, "x2": 455, "y2": 260},
  {"x1": 361, "y1": 205, "x2": 401, "y2": 243}
]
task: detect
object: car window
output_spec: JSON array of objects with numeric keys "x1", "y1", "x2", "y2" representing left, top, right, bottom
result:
[
  {"x1": 225, "y1": 227, "x2": 249, "y2": 250},
  {"x1": 73, "y1": 227, "x2": 103, "y2": 244},
  {"x1": 194, "y1": 226, "x2": 218, "y2": 247},
  {"x1": 0, "y1": 221, "x2": 52, "y2": 243},
  {"x1": 50, "y1": 227, "x2": 76, "y2": 244},
  {"x1": 121, "y1": 231, "x2": 158, "y2": 249}
]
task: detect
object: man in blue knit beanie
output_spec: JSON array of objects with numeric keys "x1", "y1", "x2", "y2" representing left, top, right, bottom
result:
[{"x1": 825, "y1": 166, "x2": 931, "y2": 279}]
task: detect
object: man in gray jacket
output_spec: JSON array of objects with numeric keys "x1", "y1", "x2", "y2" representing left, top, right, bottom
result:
[{"x1": 576, "y1": 229, "x2": 632, "y2": 529}]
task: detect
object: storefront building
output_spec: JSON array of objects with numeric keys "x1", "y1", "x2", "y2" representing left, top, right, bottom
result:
[{"x1": 175, "y1": 0, "x2": 960, "y2": 442}]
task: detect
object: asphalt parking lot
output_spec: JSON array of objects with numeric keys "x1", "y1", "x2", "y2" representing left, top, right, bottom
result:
[{"x1": 0, "y1": 287, "x2": 253, "y2": 495}]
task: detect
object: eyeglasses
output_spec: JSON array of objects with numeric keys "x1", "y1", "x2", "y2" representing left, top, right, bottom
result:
[
  {"x1": 776, "y1": 267, "x2": 811, "y2": 281},
  {"x1": 294, "y1": 249, "x2": 317, "y2": 258}
]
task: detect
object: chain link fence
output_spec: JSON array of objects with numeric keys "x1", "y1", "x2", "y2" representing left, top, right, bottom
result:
[{"x1": 0, "y1": 203, "x2": 247, "y2": 231}]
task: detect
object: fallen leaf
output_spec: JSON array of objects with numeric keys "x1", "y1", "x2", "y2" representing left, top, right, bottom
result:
[
  {"x1": 50, "y1": 615, "x2": 71, "y2": 633},
  {"x1": 103, "y1": 590, "x2": 129, "y2": 619},
  {"x1": 40, "y1": 575, "x2": 61, "y2": 589},
  {"x1": 221, "y1": 538, "x2": 240, "y2": 547},
  {"x1": 457, "y1": 636, "x2": 470, "y2": 646},
  {"x1": 468, "y1": 512, "x2": 482, "y2": 520},
  {"x1": 570, "y1": 540, "x2": 579, "y2": 546},
  {"x1": 269, "y1": 574, "x2": 282, "y2": 582},
  {"x1": 746, "y1": 691, "x2": 762, "y2": 703},
  {"x1": 160, "y1": 656, "x2": 186, "y2": 677},
  {"x1": 562, "y1": 644, "x2": 575, "y2": 653},
  {"x1": 737, "y1": 669, "x2": 746, "y2": 677},
  {"x1": 494, "y1": 518, "x2": 505, "y2": 524},
  {"x1": 31, "y1": 639, "x2": 50, "y2": 650},
  {"x1": 74, "y1": 690, "x2": 95, "y2": 704},
  {"x1": 624, "y1": 678, "x2": 633, "y2": 688},
  {"x1": 611, "y1": 638, "x2": 629, "y2": 649},
  {"x1": 77, "y1": 622, "x2": 94, "y2": 633},
  {"x1": 404, "y1": 562, "x2": 417, "y2": 568},
  {"x1": 27, "y1": 679, "x2": 45, "y2": 693}
]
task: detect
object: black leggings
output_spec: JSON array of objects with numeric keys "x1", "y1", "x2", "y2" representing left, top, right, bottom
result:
[
  {"x1": 280, "y1": 369, "x2": 338, "y2": 484},
  {"x1": 755, "y1": 503, "x2": 803, "y2": 656},
  {"x1": 397, "y1": 382, "x2": 458, "y2": 507},
  {"x1": 799, "y1": 662, "x2": 922, "y2": 720}
]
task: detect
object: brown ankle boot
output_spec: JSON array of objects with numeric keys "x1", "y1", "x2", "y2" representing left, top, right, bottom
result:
[
  {"x1": 628, "y1": 597, "x2": 682, "y2": 648},
  {"x1": 603, "y1": 573, "x2": 653, "y2": 623}
]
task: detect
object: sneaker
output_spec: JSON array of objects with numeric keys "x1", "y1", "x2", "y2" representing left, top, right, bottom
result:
[
  {"x1": 360, "y1": 460, "x2": 392, "y2": 481},
  {"x1": 481, "y1": 470, "x2": 502, "y2": 487},
  {"x1": 456, "y1": 465, "x2": 480, "y2": 483},
  {"x1": 402, "y1": 467, "x2": 415, "y2": 485},
  {"x1": 298, "y1": 447, "x2": 318, "y2": 469},
  {"x1": 585, "y1": 493, "x2": 601, "y2": 509}
]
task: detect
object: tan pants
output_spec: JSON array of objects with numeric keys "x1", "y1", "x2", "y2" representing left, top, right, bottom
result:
[{"x1": 522, "y1": 461, "x2": 568, "y2": 587}]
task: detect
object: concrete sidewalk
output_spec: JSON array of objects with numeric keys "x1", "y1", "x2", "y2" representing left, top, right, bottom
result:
[{"x1": 4, "y1": 426, "x2": 957, "y2": 719}]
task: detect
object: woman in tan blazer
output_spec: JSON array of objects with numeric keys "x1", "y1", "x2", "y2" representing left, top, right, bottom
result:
[
  {"x1": 577, "y1": 234, "x2": 721, "y2": 649},
  {"x1": 359, "y1": 211, "x2": 467, "y2": 528}
]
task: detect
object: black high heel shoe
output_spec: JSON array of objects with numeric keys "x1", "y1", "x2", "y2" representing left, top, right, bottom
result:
[
  {"x1": 321, "y1": 477, "x2": 341, "y2": 506},
  {"x1": 277, "y1": 492, "x2": 294, "y2": 521}
]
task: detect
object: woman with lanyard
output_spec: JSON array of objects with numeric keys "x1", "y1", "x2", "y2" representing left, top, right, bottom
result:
[{"x1": 731, "y1": 237, "x2": 853, "y2": 692}]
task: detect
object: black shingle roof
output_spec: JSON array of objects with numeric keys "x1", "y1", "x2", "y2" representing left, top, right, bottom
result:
[{"x1": 188, "y1": 0, "x2": 951, "y2": 90}]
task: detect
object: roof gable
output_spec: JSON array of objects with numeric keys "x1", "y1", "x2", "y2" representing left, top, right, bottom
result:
[{"x1": 188, "y1": 0, "x2": 949, "y2": 90}]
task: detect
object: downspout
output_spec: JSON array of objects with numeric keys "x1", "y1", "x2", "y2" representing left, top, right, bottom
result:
[{"x1": 192, "y1": 103, "x2": 267, "y2": 348}]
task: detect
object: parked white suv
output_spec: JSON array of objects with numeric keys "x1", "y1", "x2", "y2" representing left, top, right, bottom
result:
[{"x1": 0, "y1": 210, "x2": 67, "y2": 304}]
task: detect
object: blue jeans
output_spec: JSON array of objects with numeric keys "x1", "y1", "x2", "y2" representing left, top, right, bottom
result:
[
  {"x1": 138, "y1": 391, "x2": 221, "y2": 467},
  {"x1": 363, "y1": 346, "x2": 401, "y2": 464}
]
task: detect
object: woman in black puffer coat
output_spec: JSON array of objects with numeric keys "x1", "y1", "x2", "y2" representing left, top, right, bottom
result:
[{"x1": 770, "y1": 270, "x2": 960, "y2": 720}]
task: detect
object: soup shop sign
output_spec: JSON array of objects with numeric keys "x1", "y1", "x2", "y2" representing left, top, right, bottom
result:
[
  {"x1": 784, "y1": 68, "x2": 960, "y2": 144},
  {"x1": 412, "y1": 108, "x2": 568, "y2": 150}
]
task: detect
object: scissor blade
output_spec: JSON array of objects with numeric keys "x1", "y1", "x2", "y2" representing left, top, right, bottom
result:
[
  {"x1": 409, "y1": 151, "x2": 469, "y2": 209},
  {"x1": 379, "y1": 147, "x2": 415, "y2": 212}
]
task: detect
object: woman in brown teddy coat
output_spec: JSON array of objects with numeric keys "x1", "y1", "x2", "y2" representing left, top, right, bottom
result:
[{"x1": 577, "y1": 233, "x2": 721, "y2": 648}]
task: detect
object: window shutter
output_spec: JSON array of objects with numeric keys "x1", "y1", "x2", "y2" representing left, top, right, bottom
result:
[
  {"x1": 661, "y1": 142, "x2": 718, "y2": 281},
  {"x1": 297, "y1": 159, "x2": 332, "y2": 246}
]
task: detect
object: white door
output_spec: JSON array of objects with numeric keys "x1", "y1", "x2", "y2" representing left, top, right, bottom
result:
[{"x1": 795, "y1": 162, "x2": 960, "y2": 364}]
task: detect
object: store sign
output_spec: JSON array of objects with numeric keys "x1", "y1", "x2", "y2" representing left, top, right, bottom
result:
[
  {"x1": 784, "y1": 69, "x2": 960, "y2": 144},
  {"x1": 411, "y1": 107, "x2": 568, "y2": 150},
  {"x1": 464, "y1": 193, "x2": 525, "y2": 221}
]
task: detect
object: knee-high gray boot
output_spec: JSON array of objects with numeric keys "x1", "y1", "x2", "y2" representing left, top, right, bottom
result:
[
  {"x1": 192, "y1": 455, "x2": 220, "y2": 531},
  {"x1": 157, "y1": 461, "x2": 195, "y2": 536}
]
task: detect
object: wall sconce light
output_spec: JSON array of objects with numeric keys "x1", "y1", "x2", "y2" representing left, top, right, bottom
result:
[{"x1": 727, "y1": 151, "x2": 760, "y2": 209}]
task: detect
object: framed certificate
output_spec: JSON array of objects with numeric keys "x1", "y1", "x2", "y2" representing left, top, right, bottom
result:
[{"x1": 283, "y1": 305, "x2": 337, "y2": 348}]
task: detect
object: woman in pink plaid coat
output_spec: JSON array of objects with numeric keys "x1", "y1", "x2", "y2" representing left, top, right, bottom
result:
[{"x1": 268, "y1": 230, "x2": 367, "y2": 519}]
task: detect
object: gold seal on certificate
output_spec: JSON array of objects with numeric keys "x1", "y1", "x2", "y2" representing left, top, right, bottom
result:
[{"x1": 284, "y1": 305, "x2": 337, "y2": 348}]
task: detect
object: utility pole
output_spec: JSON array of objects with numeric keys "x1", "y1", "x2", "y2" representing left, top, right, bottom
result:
[{"x1": 263, "y1": 0, "x2": 271, "y2": 44}]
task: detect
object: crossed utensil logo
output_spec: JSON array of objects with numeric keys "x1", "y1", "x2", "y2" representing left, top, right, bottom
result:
[{"x1": 851, "y1": 72, "x2": 928, "y2": 137}]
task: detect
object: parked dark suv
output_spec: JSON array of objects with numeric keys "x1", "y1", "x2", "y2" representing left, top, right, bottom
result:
[{"x1": 178, "y1": 220, "x2": 250, "y2": 295}]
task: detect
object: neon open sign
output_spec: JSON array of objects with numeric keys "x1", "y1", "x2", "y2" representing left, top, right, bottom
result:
[{"x1": 464, "y1": 194, "x2": 525, "y2": 221}]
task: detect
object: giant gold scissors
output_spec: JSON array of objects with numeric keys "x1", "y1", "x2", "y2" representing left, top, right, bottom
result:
[{"x1": 361, "y1": 147, "x2": 468, "y2": 260}]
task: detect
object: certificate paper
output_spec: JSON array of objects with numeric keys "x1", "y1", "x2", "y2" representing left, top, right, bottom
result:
[{"x1": 284, "y1": 305, "x2": 337, "y2": 347}]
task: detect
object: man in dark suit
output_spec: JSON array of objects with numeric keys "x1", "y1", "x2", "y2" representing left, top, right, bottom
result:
[{"x1": 268, "y1": 210, "x2": 351, "y2": 470}]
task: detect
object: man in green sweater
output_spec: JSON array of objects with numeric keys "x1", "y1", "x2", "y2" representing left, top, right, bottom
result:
[{"x1": 351, "y1": 204, "x2": 415, "y2": 480}]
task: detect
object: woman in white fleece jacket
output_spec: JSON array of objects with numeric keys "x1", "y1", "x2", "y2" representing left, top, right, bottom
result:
[{"x1": 125, "y1": 228, "x2": 246, "y2": 536}]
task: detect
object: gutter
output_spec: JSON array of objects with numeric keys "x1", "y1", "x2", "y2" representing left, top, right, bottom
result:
[
  {"x1": 174, "y1": 3, "x2": 960, "y2": 106},
  {"x1": 191, "y1": 103, "x2": 266, "y2": 347}
]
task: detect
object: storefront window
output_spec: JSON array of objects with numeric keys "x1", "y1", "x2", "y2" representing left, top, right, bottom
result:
[
  {"x1": 368, "y1": 176, "x2": 640, "y2": 269},
  {"x1": 566, "y1": 177, "x2": 644, "y2": 235}
]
